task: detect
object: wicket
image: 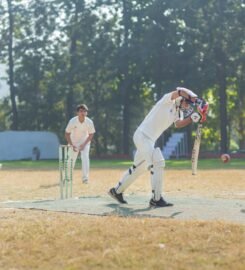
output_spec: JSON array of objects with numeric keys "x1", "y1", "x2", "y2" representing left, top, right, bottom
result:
[{"x1": 59, "y1": 145, "x2": 73, "y2": 199}]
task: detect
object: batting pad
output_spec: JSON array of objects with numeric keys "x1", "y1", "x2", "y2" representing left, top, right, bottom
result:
[
  {"x1": 116, "y1": 160, "x2": 146, "y2": 194},
  {"x1": 151, "y1": 148, "x2": 165, "y2": 201}
]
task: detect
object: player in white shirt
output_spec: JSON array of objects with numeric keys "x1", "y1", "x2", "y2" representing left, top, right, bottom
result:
[
  {"x1": 65, "y1": 104, "x2": 96, "y2": 183},
  {"x1": 108, "y1": 87, "x2": 208, "y2": 207}
]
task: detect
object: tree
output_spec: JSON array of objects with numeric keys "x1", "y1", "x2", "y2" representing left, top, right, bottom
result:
[{"x1": 6, "y1": 0, "x2": 18, "y2": 129}]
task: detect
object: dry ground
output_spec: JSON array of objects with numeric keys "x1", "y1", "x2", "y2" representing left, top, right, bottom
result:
[
  {"x1": 0, "y1": 169, "x2": 244, "y2": 270},
  {"x1": 0, "y1": 169, "x2": 244, "y2": 201}
]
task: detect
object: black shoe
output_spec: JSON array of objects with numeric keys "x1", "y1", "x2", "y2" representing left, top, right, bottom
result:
[
  {"x1": 108, "y1": 188, "x2": 127, "y2": 204},
  {"x1": 149, "y1": 197, "x2": 173, "y2": 207},
  {"x1": 82, "y1": 178, "x2": 88, "y2": 184}
]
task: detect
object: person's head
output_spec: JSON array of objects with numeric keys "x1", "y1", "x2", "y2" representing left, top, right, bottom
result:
[
  {"x1": 76, "y1": 104, "x2": 88, "y2": 116},
  {"x1": 176, "y1": 97, "x2": 194, "y2": 117}
]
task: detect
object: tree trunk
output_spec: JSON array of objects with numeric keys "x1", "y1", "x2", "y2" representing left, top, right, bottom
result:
[
  {"x1": 122, "y1": 92, "x2": 130, "y2": 154},
  {"x1": 155, "y1": 65, "x2": 164, "y2": 149},
  {"x1": 120, "y1": 0, "x2": 131, "y2": 155},
  {"x1": 238, "y1": 116, "x2": 245, "y2": 149},
  {"x1": 7, "y1": 0, "x2": 18, "y2": 130},
  {"x1": 94, "y1": 82, "x2": 101, "y2": 156},
  {"x1": 66, "y1": 1, "x2": 82, "y2": 121},
  {"x1": 216, "y1": 51, "x2": 228, "y2": 153},
  {"x1": 66, "y1": 35, "x2": 76, "y2": 121},
  {"x1": 215, "y1": 1, "x2": 228, "y2": 153},
  {"x1": 238, "y1": 85, "x2": 245, "y2": 149}
]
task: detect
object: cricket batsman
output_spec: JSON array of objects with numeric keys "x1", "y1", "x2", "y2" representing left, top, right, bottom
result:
[{"x1": 108, "y1": 87, "x2": 208, "y2": 207}]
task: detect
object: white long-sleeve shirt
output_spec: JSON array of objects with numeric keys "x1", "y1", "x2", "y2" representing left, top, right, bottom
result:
[
  {"x1": 65, "y1": 116, "x2": 95, "y2": 146},
  {"x1": 137, "y1": 93, "x2": 181, "y2": 141}
]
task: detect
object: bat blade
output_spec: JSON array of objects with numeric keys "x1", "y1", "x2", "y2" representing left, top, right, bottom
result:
[{"x1": 191, "y1": 124, "x2": 202, "y2": 175}]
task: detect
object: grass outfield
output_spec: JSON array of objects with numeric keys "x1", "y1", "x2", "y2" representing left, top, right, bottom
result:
[
  {"x1": 0, "y1": 210, "x2": 244, "y2": 270},
  {"x1": 0, "y1": 164, "x2": 244, "y2": 269},
  {"x1": 0, "y1": 158, "x2": 244, "y2": 170}
]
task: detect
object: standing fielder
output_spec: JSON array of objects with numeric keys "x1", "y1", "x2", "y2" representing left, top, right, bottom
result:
[
  {"x1": 65, "y1": 104, "x2": 95, "y2": 183},
  {"x1": 109, "y1": 87, "x2": 208, "y2": 207}
]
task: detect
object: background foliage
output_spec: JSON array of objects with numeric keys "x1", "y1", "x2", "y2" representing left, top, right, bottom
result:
[{"x1": 0, "y1": 0, "x2": 244, "y2": 155}]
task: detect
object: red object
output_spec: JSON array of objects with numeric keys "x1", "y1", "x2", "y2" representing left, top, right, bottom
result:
[
  {"x1": 197, "y1": 103, "x2": 209, "y2": 123},
  {"x1": 221, "y1": 153, "x2": 231, "y2": 163}
]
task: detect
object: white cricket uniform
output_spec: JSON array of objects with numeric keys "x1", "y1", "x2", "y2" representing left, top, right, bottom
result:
[
  {"x1": 138, "y1": 93, "x2": 180, "y2": 141},
  {"x1": 65, "y1": 116, "x2": 95, "y2": 181},
  {"x1": 116, "y1": 92, "x2": 181, "y2": 200},
  {"x1": 134, "y1": 92, "x2": 181, "y2": 165}
]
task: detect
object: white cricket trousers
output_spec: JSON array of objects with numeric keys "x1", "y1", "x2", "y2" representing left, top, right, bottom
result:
[
  {"x1": 133, "y1": 129, "x2": 155, "y2": 167},
  {"x1": 115, "y1": 128, "x2": 165, "y2": 200},
  {"x1": 68, "y1": 144, "x2": 91, "y2": 181}
]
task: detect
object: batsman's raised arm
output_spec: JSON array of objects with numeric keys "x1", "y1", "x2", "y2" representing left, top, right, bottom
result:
[
  {"x1": 171, "y1": 87, "x2": 198, "y2": 103},
  {"x1": 171, "y1": 87, "x2": 209, "y2": 128},
  {"x1": 175, "y1": 117, "x2": 192, "y2": 128}
]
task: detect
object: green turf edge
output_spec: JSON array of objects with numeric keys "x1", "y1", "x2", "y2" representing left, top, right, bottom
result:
[{"x1": 0, "y1": 158, "x2": 244, "y2": 170}]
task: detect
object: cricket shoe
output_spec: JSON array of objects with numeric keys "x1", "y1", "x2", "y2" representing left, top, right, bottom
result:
[
  {"x1": 82, "y1": 178, "x2": 88, "y2": 184},
  {"x1": 149, "y1": 197, "x2": 173, "y2": 208},
  {"x1": 108, "y1": 188, "x2": 127, "y2": 204}
]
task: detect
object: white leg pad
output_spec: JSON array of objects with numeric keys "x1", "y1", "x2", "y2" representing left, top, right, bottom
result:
[
  {"x1": 81, "y1": 144, "x2": 90, "y2": 180},
  {"x1": 115, "y1": 160, "x2": 146, "y2": 193},
  {"x1": 151, "y1": 147, "x2": 165, "y2": 201}
]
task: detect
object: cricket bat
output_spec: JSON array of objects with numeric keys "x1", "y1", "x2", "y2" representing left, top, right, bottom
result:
[{"x1": 191, "y1": 124, "x2": 202, "y2": 175}]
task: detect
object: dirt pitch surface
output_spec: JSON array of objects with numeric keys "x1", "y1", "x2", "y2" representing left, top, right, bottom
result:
[
  {"x1": 1, "y1": 196, "x2": 245, "y2": 224},
  {"x1": 0, "y1": 168, "x2": 244, "y2": 270}
]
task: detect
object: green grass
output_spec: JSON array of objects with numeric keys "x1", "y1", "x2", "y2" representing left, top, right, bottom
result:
[
  {"x1": 166, "y1": 158, "x2": 245, "y2": 170},
  {"x1": 0, "y1": 158, "x2": 244, "y2": 170}
]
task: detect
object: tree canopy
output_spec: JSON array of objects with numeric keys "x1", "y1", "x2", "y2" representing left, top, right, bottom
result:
[{"x1": 0, "y1": 0, "x2": 244, "y2": 155}]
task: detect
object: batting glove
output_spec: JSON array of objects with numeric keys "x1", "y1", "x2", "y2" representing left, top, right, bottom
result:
[
  {"x1": 191, "y1": 104, "x2": 209, "y2": 123},
  {"x1": 191, "y1": 112, "x2": 202, "y2": 123},
  {"x1": 197, "y1": 102, "x2": 209, "y2": 123}
]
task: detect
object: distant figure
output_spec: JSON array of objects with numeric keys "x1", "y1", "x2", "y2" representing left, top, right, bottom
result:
[
  {"x1": 109, "y1": 87, "x2": 208, "y2": 207},
  {"x1": 65, "y1": 104, "x2": 95, "y2": 183},
  {"x1": 32, "y1": 147, "x2": 40, "y2": 161}
]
